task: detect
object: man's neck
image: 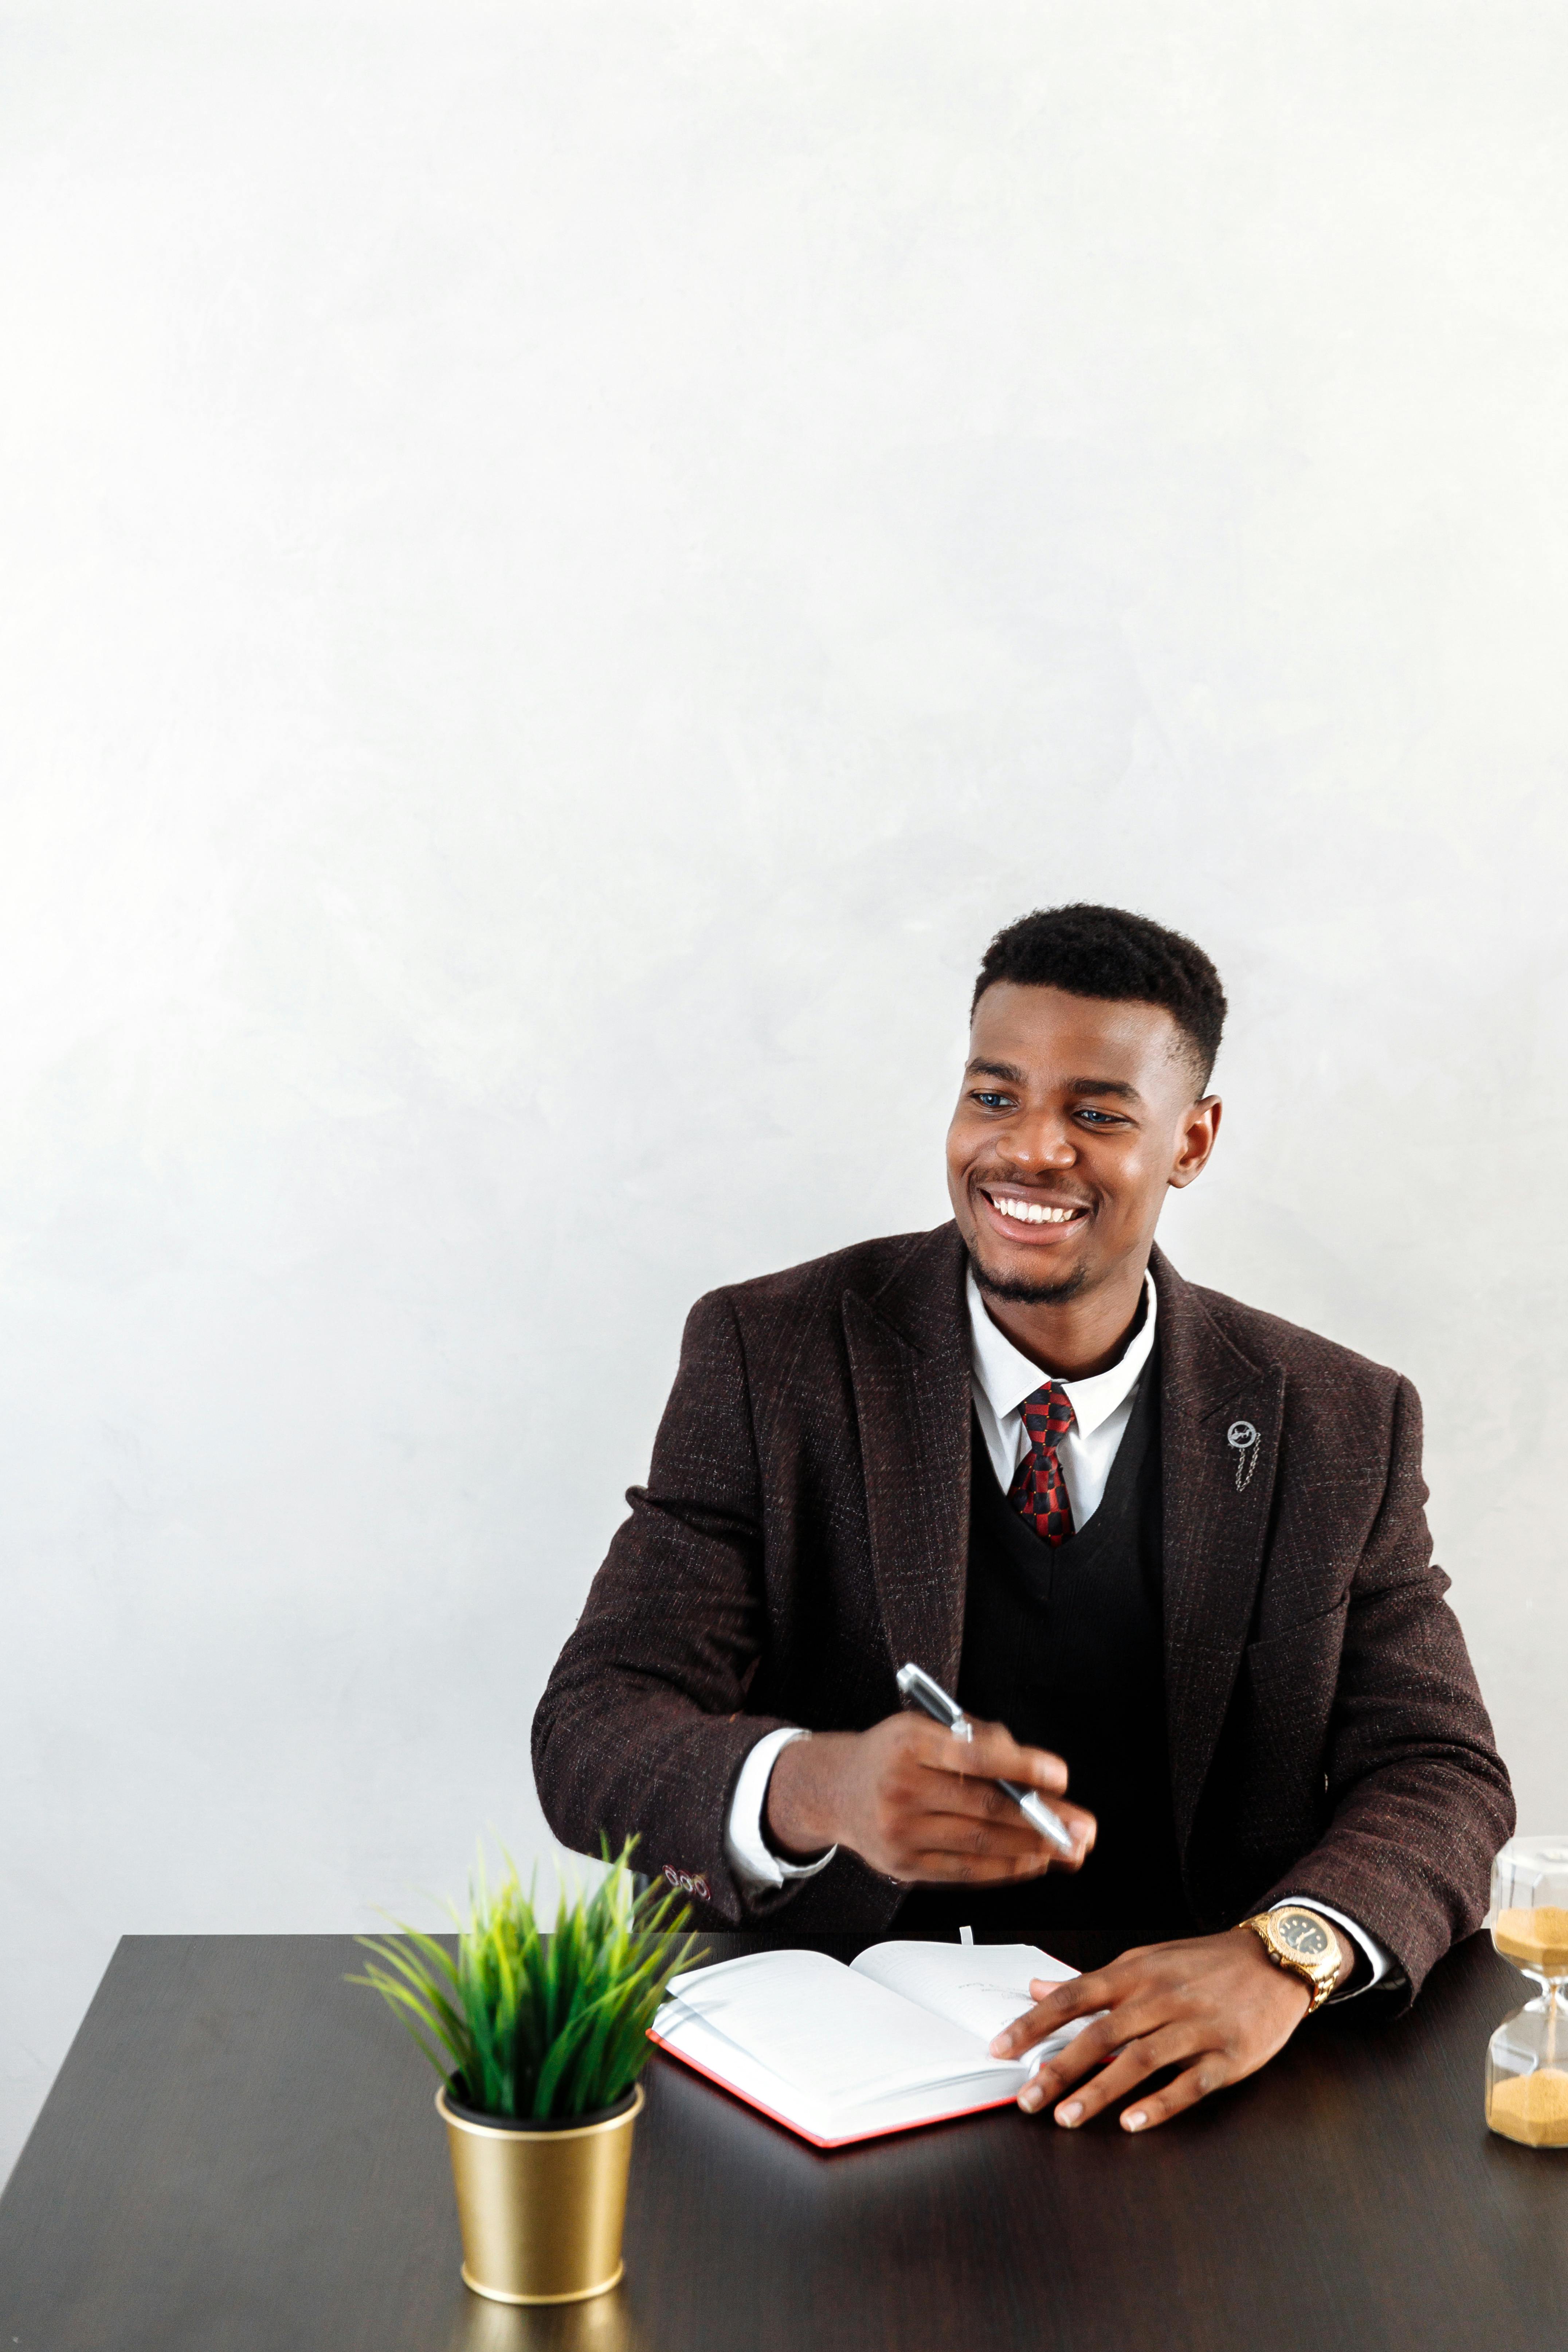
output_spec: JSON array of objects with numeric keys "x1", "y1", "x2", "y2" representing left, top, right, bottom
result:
[{"x1": 974, "y1": 1258, "x2": 1150, "y2": 1381}]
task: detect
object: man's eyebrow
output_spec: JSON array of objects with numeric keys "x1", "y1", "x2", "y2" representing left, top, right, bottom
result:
[{"x1": 965, "y1": 1058, "x2": 1028, "y2": 1083}]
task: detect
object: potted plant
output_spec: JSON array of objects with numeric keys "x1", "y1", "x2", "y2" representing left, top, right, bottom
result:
[{"x1": 353, "y1": 1841, "x2": 700, "y2": 2305}]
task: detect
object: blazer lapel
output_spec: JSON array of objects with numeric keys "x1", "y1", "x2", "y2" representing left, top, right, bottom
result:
[
  {"x1": 1152, "y1": 1246, "x2": 1286, "y2": 1854},
  {"x1": 843, "y1": 1226, "x2": 973, "y2": 1691}
]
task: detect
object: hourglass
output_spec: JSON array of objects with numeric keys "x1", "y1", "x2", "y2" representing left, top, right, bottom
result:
[{"x1": 1485, "y1": 1835, "x2": 1568, "y2": 2149}]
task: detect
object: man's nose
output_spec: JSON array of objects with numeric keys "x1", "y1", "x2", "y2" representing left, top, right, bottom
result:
[{"x1": 999, "y1": 1113, "x2": 1077, "y2": 1168}]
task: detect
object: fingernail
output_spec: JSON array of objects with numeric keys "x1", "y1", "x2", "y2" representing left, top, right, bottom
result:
[
  {"x1": 990, "y1": 2035, "x2": 1011, "y2": 2058},
  {"x1": 1019, "y1": 2084, "x2": 1043, "y2": 2113},
  {"x1": 1055, "y1": 2100, "x2": 1082, "y2": 2127},
  {"x1": 1123, "y1": 2110, "x2": 1147, "y2": 2132}
]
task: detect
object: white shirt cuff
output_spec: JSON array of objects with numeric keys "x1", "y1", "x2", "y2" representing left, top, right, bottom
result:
[
  {"x1": 725, "y1": 1727, "x2": 839, "y2": 1890},
  {"x1": 1277, "y1": 1895, "x2": 1398, "y2": 1999}
]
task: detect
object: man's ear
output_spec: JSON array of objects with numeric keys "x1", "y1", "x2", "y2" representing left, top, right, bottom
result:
[{"x1": 1168, "y1": 1095, "x2": 1222, "y2": 1188}]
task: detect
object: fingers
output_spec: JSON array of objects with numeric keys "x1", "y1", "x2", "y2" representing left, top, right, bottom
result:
[
  {"x1": 917, "y1": 1768, "x2": 1095, "y2": 1854},
  {"x1": 992, "y1": 1995, "x2": 1075, "y2": 2058},
  {"x1": 993, "y1": 1940, "x2": 1206, "y2": 2055},
  {"x1": 849, "y1": 1712, "x2": 1094, "y2": 1883},
  {"x1": 1000, "y1": 1931, "x2": 1302, "y2": 2135},
  {"x1": 916, "y1": 1790, "x2": 1095, "y2": 1858},
  {"x1": 910, "y1": 1784, "x2": 1095, "y2": 1875},
  {"x1": 1014, "y1": 2018, "x2": 1236, "y2": 2132},
  {"x1": 917, "y1": 1765, "x2": 1050, "y2": 1822},
  {"x1": 917, "y1": 1715, "x2": 1069, "y2": 1798},
  {"x1": 991, "y1": 1961, "x2": 1126, "y2": 2054},
  {"x1": 1037, "y1": 2025, "x2": 1193, "y2": 2126},
  {"x1": 898, "y1": 1833, "x2": 1056, "y2": 1885},
  {"x1": 1037, "y1": 1801, "x2": 1096, "y2": 1867},
  {"x1": 1007, "y1": 2012, "x2": 1124, "y2": 2105},
  {"x1": 1114, "y1": 2060, "x2": 1224, "y2": 2133}
]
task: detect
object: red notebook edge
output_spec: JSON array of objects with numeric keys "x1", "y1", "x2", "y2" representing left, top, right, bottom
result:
[{"x1": 645, "y1": 2026, "x2": 1026, "y2": 2150}]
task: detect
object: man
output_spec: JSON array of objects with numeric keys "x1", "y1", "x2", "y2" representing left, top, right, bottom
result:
[{"x1": 533, "y1": 904, "x2": 1513, "y2": 2133}]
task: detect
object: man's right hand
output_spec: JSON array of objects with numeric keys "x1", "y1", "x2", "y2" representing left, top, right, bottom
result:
[{"x1": 763, "y1": 1713, "x2": 1096, "y2": 1884}]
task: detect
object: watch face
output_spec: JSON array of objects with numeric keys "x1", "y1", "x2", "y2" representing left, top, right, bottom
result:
[{"x1": 1274, "y1": 1909, "x2": 1333, "y2": 1964}]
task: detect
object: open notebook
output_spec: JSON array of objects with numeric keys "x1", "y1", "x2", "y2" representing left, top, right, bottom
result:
[{"x1": 648, "y1": 1940, "x2": 1087, "y2": 2148}]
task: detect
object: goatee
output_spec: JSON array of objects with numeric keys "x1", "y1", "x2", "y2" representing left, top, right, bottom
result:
[{"x1": 967, "y1": 1245, "x2": 1090, "y2": 1308}]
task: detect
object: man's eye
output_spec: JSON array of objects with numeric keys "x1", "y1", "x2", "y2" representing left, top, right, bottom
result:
[
  {"x1": 974, "y1": 1093, "x2": 1009, "y2": 1110},
  {"x1": 1076, "y1": 1109, "x2": 1122, "y2": 1126}
]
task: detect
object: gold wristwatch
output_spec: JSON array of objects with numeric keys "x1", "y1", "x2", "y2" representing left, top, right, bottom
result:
[{"x1": 1239, "y1": 1905, "x2": 1343, "y2": 2011}]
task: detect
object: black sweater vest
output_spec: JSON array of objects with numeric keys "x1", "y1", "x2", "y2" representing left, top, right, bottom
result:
[{"x1": 895, "y1": 1360, "x2": 1191, "y2": 1942}]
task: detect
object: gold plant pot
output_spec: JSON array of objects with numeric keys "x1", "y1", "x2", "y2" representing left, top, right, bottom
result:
[{"x1": 436, "y1": 2082, "x2": 644, "y2": 2305}]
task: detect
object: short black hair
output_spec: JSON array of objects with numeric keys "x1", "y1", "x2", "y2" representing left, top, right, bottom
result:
[{"x1": 971, "y1": 903, "x2": 1227, "y2": 1090}]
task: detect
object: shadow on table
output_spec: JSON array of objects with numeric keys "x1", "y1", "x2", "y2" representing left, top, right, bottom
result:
[{"x1": 442, "y1": 2285, "x2": 649, "y2": 2352}]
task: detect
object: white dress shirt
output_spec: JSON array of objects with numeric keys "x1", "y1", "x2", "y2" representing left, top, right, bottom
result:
[
  {"x1": 722, "y1": 1266, "x2": 1393, "y2": 1996},
  {"x1": 967, "y1": 1264, "x2": 1157, "y2": 1522}
]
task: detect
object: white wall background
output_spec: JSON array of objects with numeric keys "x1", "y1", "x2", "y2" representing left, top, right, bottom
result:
[{"x1": 4, "y1": 0, "x2": 1567, "y2": 2181}]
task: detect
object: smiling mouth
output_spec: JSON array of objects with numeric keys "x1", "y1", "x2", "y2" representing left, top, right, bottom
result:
[{"x1": 980, "y1": 1188, "x2": 1092, "y2": 1231}]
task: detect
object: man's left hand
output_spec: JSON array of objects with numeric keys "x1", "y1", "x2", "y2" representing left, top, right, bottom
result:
[{"x1": 989, "y1": 1924, "x2": 1354, "y2": 2133}]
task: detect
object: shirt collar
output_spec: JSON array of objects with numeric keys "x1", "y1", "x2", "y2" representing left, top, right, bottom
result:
[{"x1": 965, "y1": 1263, "x2": 1158, "y2": 1441}]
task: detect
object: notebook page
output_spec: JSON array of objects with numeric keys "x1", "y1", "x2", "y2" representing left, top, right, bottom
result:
[
  {"x1": 650, "y1": 2000, "x2": 843, "y2": 2141},
  {"x1": 851, "y1": 1940, "x2": 1088, "y2": 2055},
  {"x1": 649, "y1": 2000, "x2": 1030, "y2": 2144},
  {"x1": 658, "y1": 1949, "x2": 1017, "y2": 2106}
]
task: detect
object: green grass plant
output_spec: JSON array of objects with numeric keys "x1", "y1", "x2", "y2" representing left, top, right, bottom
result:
[{"x1": 351, "y1": 1839, "x2": 703, "y2": 2121}]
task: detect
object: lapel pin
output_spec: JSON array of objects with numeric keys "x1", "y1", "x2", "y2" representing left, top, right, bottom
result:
[{"x1": 1227, "y1": 1420, "x2": 1259, "y2": 1493}]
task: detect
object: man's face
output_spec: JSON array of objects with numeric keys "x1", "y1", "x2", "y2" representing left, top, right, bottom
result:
[{"x1": 946, "y1": 983, "x2": 1220, "y2": 1306}]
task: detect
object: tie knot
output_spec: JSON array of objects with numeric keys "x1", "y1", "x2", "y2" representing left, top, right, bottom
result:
[{"x1": 1021, "y1": 1380, "x2": 1075, "y2": 1443}]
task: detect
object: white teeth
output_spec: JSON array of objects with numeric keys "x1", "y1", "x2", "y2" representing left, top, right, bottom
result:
[{"x1": 992, "y1": 1196, "x2": 1082, "y2": 1226}]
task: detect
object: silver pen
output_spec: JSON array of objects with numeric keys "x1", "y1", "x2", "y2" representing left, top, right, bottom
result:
[{"x1": 896, "y1": 1662, "x2": 1077, "y2": 1857}]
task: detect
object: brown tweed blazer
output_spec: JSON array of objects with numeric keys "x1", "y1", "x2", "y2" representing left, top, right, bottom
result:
[{"x1": 532, "y1": 1225, "x2": 1513, "y2": 1998}]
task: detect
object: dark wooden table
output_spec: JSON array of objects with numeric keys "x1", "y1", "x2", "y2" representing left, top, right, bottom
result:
[{"x1": 0, "y1": 1929, "x2": 1561, "y2": 2350}]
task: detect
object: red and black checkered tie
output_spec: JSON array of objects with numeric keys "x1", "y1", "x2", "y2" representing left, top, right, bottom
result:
[{"x1": 1009, "y1": 1381, "x2": 1077, "y2": 1545}]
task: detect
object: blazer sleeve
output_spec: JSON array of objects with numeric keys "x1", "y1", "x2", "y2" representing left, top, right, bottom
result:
[
  {"x1": 1262, "y1": 1373, "x2": 1515, "y2": 2001},
  {"x1": 530, "y1": 1288, "x2": 797, "y2": 1924}
]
